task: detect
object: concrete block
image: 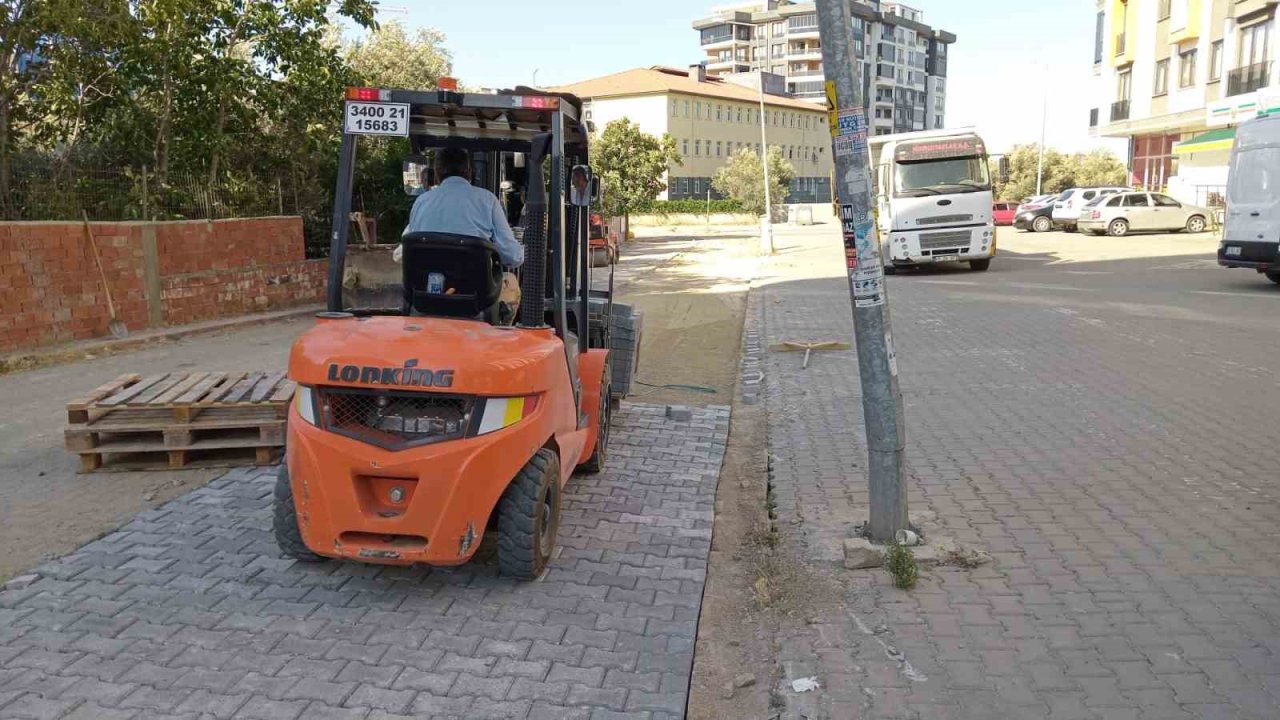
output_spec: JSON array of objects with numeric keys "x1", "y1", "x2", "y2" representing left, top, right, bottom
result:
[{"x1": 842, "y1": 538, "x2": 885, "y2": 569}]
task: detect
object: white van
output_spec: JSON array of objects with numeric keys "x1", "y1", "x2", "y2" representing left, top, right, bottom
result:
[
  {"x1": 1219, "y1": 113, "x2": 1280, "y2": 285},
  {"x1": 1052, "y1": 186, "x2": 1128, "y2": 231}
]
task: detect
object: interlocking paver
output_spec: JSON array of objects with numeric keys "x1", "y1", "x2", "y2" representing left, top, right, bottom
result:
[
  {"x1": 756, "y1": 228, "x2": 1280, "y2": 719},
  {"x1": 0, "y1": 406, "x2": 727, "y2": 720}
]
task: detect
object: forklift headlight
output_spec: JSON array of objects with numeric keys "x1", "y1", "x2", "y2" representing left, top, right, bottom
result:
[
  {"x1": 475, "y1": 396, "x2": 539, "y2": 435},
  {"x1": 296, "y1": 386, "x2": 318, "y2": 426}
]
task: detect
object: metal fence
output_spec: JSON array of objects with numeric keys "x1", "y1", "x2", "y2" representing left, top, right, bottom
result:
[{"x1": 0, "y1": 158, "x2": 335, "y2": 257}]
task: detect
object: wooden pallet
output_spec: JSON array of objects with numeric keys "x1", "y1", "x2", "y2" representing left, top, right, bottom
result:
[{"x1": 66, "y1": 372, "x2": 295, "y2": 472}]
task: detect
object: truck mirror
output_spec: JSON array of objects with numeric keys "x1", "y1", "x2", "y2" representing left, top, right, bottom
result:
[{"x1": 570, "y1": 164, "x2": 592, "y2": 207}]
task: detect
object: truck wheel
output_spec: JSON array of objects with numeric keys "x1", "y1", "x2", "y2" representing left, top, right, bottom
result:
[
  {"x1": 497, "y1": 449, "x2": 561, "y2": 580},
  {"x1": 1108, "y1": 219, "x2": 1129, "y2": 237},
  {"x1": 969, "y1": 258, "x2": 992, "y2": 272},
  {"x1": 1032, "y1": 216, "x2": 1052, "y2": 233},
  {"x1": 883, "y1": 263, "x2": 897, "y2": 275},
  {"x1": 1186, "y1": 215, "x2": 1207, "y2": 233},
  {"x1": 1266, "y1": 271, "x2": 1280, "y2": 285},
  {"x1": 273, "y1": 466, "x2": 323, "y2": 563},
  {"x1": 579, "y1": 374, "x2": 611, "y2": 474}
]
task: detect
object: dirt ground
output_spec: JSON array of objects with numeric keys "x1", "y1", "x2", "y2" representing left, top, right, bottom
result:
[{"x1": 615, "y1": 227, "x2": 760, "y2": 408}]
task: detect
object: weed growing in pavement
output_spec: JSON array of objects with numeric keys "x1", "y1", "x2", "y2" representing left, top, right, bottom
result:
[{"x1": 885, "y1": 541, "x2": 918, "y2": 590}]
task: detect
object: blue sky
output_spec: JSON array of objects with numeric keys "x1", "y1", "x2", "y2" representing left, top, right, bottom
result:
[{"x1": 376, "y1": 0, "x2": 1119, "y2": 155}]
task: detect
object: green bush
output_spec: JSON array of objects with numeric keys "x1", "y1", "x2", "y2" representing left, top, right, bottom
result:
[
  {"x1": 884, "y1": 541, "x2": 918, "y2": 590},
  {"x1": 635, "y1": 198, "x2": 746, "y2": 216}
]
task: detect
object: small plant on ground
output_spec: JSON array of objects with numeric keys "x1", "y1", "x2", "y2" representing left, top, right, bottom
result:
[{"x1": 884, "y1": 541, "x2": 918, "y2": 590}]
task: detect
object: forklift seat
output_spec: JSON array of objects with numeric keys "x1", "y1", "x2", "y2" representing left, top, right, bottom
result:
[{"x1": 401, "y1": 232, "x2": 503, "y2": 319}]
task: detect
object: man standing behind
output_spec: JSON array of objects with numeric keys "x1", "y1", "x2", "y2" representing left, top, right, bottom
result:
[{"x1": 396, "y1": 147, "x2": 524, "y2": 268}]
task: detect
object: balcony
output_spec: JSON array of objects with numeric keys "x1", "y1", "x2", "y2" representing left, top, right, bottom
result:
[
  {"x1": 1227, "y1": 61, "x2": 1272, "y2": 98},
  {"x1": 1111, "y1": 99, "x2": 1130, "y2": 122}
]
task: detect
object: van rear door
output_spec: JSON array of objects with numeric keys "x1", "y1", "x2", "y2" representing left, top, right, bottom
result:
[{"x1": 1224, "y1": 144, "x2": 1280, "y2": 249}]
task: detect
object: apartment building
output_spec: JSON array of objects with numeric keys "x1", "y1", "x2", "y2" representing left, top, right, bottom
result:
[
  {"x1": 1090, "y1": 0, "x2": 1278, "y2": 206},
  {"x1": 692, "y1": 0, "x2": 955, "y2": 134},
  {"x1": 555, "y1": 66, "x2": 834, "y2": 202}
]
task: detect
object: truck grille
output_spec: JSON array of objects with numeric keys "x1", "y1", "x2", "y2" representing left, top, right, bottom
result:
[
  {"x1": 917, "y1": 214, "x2": 974, "y2": 225},
  {"x1": 319, "y1": 387, "x2": 474, "y2": 450},
  {"x1": 919, "y1": 230, "x2": 973, "y2": 250}
]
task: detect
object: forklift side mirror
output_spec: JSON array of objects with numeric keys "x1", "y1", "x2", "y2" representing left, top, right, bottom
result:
[
  {"x1": 590, "y1": 177, "x2": 601, "y2": 202},
  {"x1": 569, "y1": 164, "x2": 592, "y2": 207},
  {"x1": 403, "y1": 158, "x2": 433, "y2": 196}
]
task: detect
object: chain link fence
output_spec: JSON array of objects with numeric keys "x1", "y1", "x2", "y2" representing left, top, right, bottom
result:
[{"x1": 0, "y1": 157, "x2": 336, "y2": 257}]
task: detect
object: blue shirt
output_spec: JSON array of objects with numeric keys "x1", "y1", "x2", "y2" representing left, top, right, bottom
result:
[{"x1": 402, "y1": 176, "x2": 524, "y2": 266}]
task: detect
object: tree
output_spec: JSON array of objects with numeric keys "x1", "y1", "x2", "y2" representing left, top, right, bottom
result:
[
  {"x1": 712, "y1": 146, "x2": 795, "y2": 216},
  {"x1": 590, "y1": 118, "x2": 681, "y2": 233},
  {"x1": 345, "y1": 21, "x2": 452, "y2": 90},
  {"x1": 999, "y1": 143, "x2": 1129, "y2": 200}
]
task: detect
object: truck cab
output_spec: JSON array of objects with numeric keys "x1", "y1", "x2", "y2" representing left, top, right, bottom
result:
[
  {"x1": 873, "y1": 129, "x2": 996, "y2": 273},
  {"x1": 1219, "y1": 113, "x2": 1280, "y2": 285}
]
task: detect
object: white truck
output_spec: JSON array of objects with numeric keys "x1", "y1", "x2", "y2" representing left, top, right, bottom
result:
[
  {"x1": 1219, "y1": 113, "x2": 1280, "y2": 285},
  {"x1": 871, "y1": 128, "x2": 997, "y2": 273}
]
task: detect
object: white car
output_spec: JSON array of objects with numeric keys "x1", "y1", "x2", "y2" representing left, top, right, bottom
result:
[
  {"x1": 1077, "y1": 191, "x2": 1211, "y2": 237},
  {"x1": 1052, "y1": 186, "x2": 1128, "y2": 231}
]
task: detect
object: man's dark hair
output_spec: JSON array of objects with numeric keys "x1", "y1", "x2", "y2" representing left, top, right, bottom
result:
[{"x1": 435, "y1": 147, "x2": 471, "y2": 180}]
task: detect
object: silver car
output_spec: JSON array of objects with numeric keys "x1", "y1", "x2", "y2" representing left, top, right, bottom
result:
[{"x1": 1077, "y1": 191, "x2": 1211, "y2": 237}]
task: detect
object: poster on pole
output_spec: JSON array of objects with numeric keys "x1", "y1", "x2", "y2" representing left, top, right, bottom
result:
[{"x1": 833, "y1": 107, "x2": 869, "y2": 158}]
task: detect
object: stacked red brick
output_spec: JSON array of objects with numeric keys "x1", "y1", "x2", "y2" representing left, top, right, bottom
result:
[{"x1": 0, "y1": 218, "x2": 327, "y2": 352}]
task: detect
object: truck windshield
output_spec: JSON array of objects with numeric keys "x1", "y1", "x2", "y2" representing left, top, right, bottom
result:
[
  {"x1": 895, "y1": 157, "x2": 990, "y2": 197},
  {"x1": 1229, "y1": 147, "x2": 1280, "y2": 205}
]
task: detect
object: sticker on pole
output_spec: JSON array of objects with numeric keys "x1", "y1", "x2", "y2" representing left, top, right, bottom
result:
[
  {"x1": 834, "y1": 107, "x2": 869, "y2": 158},
  {"x1": 345, "y1": 101, "x2": 410, "y2": 136},
  {"x1": 825, "y1": 82, "x2": 839, "y2": 136},
  {"x1": 855, "y1": 294, "x2": 885, "y2": 308}
]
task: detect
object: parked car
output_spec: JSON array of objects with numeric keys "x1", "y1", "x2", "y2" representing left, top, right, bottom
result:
[
  {"x1": 1077, "y1": 191, "x2": 1211, "y2": 237},
  {"x1": 1014, "y1": 194, "x2": 1058, "y2": 232},
  {"x1": 1052, "y1": 186, "x2": 1128, "y2": 231},
  {"x1": 992, "y1": 202, "x2": 1018, "y2": 226}
]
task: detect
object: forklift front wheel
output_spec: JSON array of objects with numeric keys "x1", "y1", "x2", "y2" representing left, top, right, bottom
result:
[
  {"x1": 497, "y1": 449, "x2": 562, "y2": 579},
  {"x1": 579, "y1": 377, "x2": 612, "y2": 475},
  {"x1": 273, "y1": 466, "x2": 323, "y2": 563}
]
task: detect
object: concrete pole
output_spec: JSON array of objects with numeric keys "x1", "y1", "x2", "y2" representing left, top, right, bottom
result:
[
  {"x1": 1036, "y1": 67, "x2": 1047, "y2": 195},
  {"x1": 757, "y1": 74, "x2": 774, "y2": 254},
  {"x1": 815, "y1": 0, "x2": 908, "y2": 543}
]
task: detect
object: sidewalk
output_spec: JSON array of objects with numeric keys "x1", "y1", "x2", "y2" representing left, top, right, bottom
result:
[{"x1": 753, "y1": 226, "x2": 1280, "y2": 719}]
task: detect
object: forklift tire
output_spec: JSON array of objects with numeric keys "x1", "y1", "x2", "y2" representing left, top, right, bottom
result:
[
  {"x1": 273, "y1": 466, "x2": 323, "y2": 563},
  {"x1": 590, "y1": 247, "x2": 611, "y2": 267},
  {"x1": 497, "y1": 449, "x2": 562, "y2": 580},
  {"x1": 579, "y1": 374, "x2": 612, "y2": 474}
]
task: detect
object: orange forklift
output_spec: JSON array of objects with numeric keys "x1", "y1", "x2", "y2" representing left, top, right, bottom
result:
[{"x1": 274, "y1": 84, "x2": 635, "y2": 578}]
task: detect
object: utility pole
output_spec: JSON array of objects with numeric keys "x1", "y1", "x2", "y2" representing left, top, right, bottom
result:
[
  {"x1": 1036, "y1": 65, "x2": 1048, "y2": 195},
  {"x1": 757, "y1": 73, "x2": 774, "y2": 254},
  {"x1": 815, "y1": 0, "x2": 908, "y2": 543}
]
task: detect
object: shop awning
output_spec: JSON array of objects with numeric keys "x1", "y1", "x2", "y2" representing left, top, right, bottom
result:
[{"x1": 1173, "y1": 127, "x2": 1235, "y2": 155}]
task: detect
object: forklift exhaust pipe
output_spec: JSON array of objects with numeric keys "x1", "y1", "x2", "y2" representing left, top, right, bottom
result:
[{"x1": 519, "y1": 134, "x2": 551, "y2": 328}]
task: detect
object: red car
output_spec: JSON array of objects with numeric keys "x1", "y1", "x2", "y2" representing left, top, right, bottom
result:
[{"x1": 992, "y1": 202, "x2": 1018, "y2": 226}]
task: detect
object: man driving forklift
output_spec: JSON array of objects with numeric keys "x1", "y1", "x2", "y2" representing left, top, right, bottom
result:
[{"x1": 394, "y1": 147, "x2": 523, "y2": 315}]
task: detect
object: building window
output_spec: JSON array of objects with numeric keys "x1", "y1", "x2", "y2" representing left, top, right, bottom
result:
[
  {"x1": 1239, "y1": 21, "x2": 1271, "y2": 70},
  {"x1": 716, "y1": 141, "x2": 722, "y2": 157},
  {"x1": 716, "y1": 104, "x2": 722, "y2": 120},
  {"x1": 737, "y1": 107, "x2": 743, "y2": 123},
  {"x1": 694, "y1": 140, "x2": 701, "y2": 156},
  {"x1": 772, "y1": 43, "x2": 784, "y2": 58},
  {"x1": 1179, "y1": 48, "x2": 1197, "y2": 88},
  {"x1": 672, "y1": 100, "x2": 678, "y2": 117},
  {"x1": 1154, "y1": 59, "x2": 1170, "y2": 96},
  {"x1": 695, "y1": 100, "x2": 701, "y2": 118},
  {"x1": 682, "y1": 139, "x2": 689, "y2": 156},
  {"x1": 1158, "y1": 0, "x2": 1171, "y2": 20},
  {"x1": 1209, "y1": 40, "x2": 1224, "y2": 82},
  {"x1": 1117, "y1": 69, "x2": 1132, "y2": 101}
]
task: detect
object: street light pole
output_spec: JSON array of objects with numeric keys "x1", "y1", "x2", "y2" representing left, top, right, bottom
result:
[
  {"x1": 815, "y1": 0, "x2": 908, "y2": 543},
  {"x1": 1036, "y1": 68, "x2": 1047, "y2": 195},
  {"x1": 757, "y1": 73, "x2": 774, "y2": 254}
]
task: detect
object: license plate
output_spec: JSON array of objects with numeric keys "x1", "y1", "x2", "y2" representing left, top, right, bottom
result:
[
  {"x1": 345, "y1": 101, "x2": 410, "y2": 136},
  {"x1": 933, "y1": 255, "x2": 959, "y2": 263},
  {"x1": 1225, "y1": 246, "x2": 1242, "y2": 256}
]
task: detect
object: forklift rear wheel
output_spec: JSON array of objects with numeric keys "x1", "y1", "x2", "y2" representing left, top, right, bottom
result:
[
  {"x1": 579, "y1": 376, "x2": 612, "y2": 474},
  {"x1": 273, "y1": 466, "x2": 323, "y2": 563},
  {"x1": 497, "y1": 449, "x2": 562, "y2": 579}
]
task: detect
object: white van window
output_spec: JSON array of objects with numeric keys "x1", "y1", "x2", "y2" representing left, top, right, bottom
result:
[{"x1": 1229, "y1": 148, "x2": 1280, "y2": 205}]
